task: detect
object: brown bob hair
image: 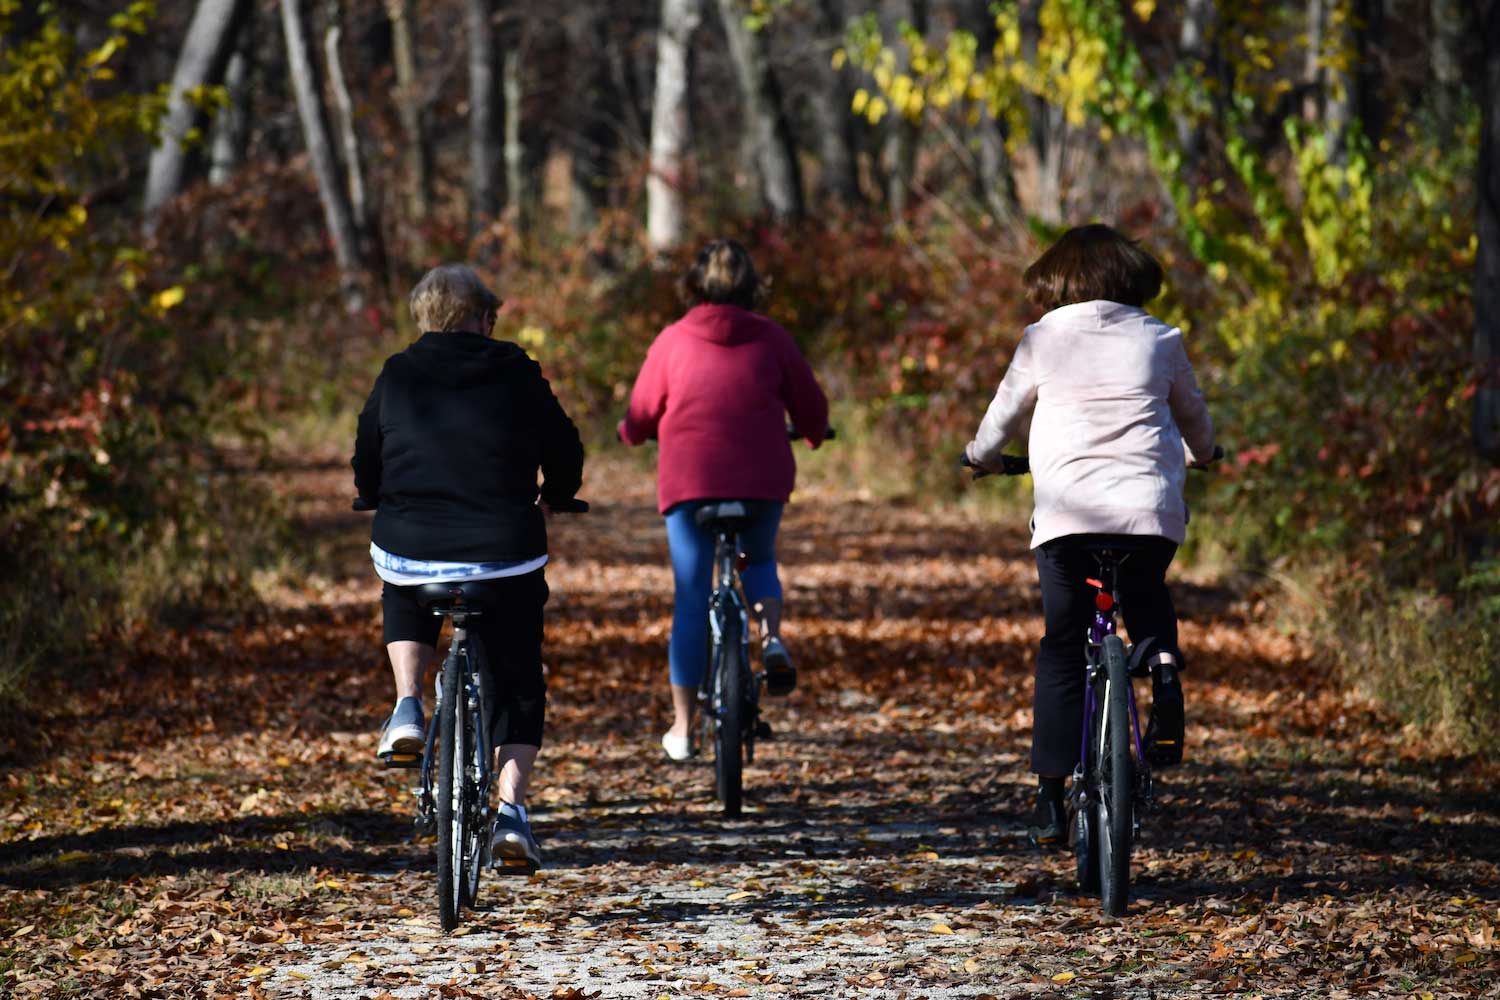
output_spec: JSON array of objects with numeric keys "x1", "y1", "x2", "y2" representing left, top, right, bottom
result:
[
  {"x1": 677, "y1": 238, "x2": 767, "y2": 310},
  {"x1": 1023, "y1": 224, "x2": 1163, "y2": 312}
]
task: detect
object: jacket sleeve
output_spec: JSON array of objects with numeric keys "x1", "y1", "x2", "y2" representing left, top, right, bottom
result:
[
  {"x1": 533, "y1": 363, "x2": 585, "y2": 504},
  {"x1": 1167, "y1": 336, "x2": 1215, "y2": 464},
  {"x1": 619, "y1": 333, "x2": 669, "y2": 445},
  {"x1": 351, "y1": 368, "x2": 385, "y2": 505},
  {"x1": 777, "y1": 327, "x2": 830, "y2": 447},
  {"x1": 966, "y1": 332, "x2": 1038, "y2": 467}
]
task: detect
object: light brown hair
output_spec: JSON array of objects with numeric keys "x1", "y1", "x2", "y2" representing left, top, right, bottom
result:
[
  {"x1": 1023, "y1": 224, "x2": 1163, "y2": 311},
  {"x1": 677, "y1": 239, "x2": 766, "y2": 310},
  {"x1": 409, "y1": 264, "x2": 500, "y2": 332}
]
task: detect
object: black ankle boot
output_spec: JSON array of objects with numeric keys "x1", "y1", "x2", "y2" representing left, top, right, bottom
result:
[
  {"x1": 1026, "y1": 777, "x2": 1067, "y2": 849},
  {"x1": 1145, "y1": 664, "x2": 1185, "y2": 767}
]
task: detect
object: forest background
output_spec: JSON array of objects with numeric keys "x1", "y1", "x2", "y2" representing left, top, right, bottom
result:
[{"x1": 2, "y1": 0, "x2": 1498, "y2": 750}]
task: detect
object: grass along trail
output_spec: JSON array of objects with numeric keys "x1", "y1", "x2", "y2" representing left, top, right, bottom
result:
[{"x1": 1, "y1": 454, "x2": 1497, "y2": 998}]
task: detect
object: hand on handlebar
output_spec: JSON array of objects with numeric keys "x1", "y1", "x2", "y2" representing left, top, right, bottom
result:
[
  {"x1": 959, "y1": 451, "x2": 1029, "y2": 479},
  {"x1": 1188, "y1": 444, "x2": 1225, "y2": 471}
]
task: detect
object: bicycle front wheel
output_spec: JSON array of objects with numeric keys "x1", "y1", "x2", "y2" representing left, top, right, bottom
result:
[
  {"x1": 714, "y1": 615, "x2": 745, "y2": 818},
  {"x1": 435, "y1": 649, "x2": 465, "y2": 932},
  {"x1": 1097, "y1": 634, "x2": 1134, "y2": 916},
  {"x1": 460, "y1": 644, "x2": 489, "y2": 909}
]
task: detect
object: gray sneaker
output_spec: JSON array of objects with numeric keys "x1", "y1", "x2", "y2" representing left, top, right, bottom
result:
[
  {"x1": 377, "y1": 697, "x2": 425, "y2": 756},
  {"x1": 762, "y1": 637, "x2": 797, "y2": 696},
  {"x1": 490, "y1": 805, "x2": 542, "y2": 873}
]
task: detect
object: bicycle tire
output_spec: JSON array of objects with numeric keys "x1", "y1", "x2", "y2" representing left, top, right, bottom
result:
[
  {"x1": 1097, "y1": 634, "x2": 1133, "y2": 916},
  {"x1": 714, "y1": 613, "x2": 745, "y2": 817},
  {"x1": 435, "y1": 648, "x2": 464, "y2": 932}
]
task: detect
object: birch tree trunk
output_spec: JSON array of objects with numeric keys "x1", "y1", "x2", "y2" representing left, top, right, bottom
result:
[
  {"x1": 280, "y1": 0, "x2": 365, "y2": 311},
  {"x1": 647, "y1": 0, "x2": 702, "y2": 255},
  {"x1": 467, "y1": 0, "x2": 501, "y2": 234},
  {"x1": 502, "y1": 21, "x2": 528, "y2": 229},
  {"x1": 385, "y1": 0, "x2": 431, "y2": 223},
  {"x1": 1475, "y1": 1, "x2": 1500, "y2": 463},
  {"x1": 208, "y1": 19, "x2": 253, "y2": 186},
  {"x1": 323, "y1": 13, "x2": 371, "y2": 248},
  {"x1": 143, "y1": 0, "x2": 253, "y2": 233},
  {"x1": 715, "y1": 0, "x2": 804, "y2": 221},
  {"x1": 1303, "y1": 0, "x2": 1324, "y2": 122}
]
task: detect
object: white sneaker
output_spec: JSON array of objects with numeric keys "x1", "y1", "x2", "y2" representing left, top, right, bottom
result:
[{"x1": 661, "y1": 731, "x2": 693, "y2": 761}]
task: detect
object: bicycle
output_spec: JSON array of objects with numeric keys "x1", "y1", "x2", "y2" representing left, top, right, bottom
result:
[
  {"x1": 961, "y1": 449, "x2": 1217, "y2": 916},
  {"x1": 693, "y1": 426, "x2": 832, "y2": 817},
  {"x1": 360, "y1": 496, "x2": 588, "y2": 931}
]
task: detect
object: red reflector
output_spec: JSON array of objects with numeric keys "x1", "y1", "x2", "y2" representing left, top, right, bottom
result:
[
  {"x1": 1095, "y1": 591, "x2": 1114, "y2": 611},
  {"x1": 736, "y1": 553, "x2": 748, "y2": 572},
  {"x1": 1086, "y1": 578, "x2": 1104, "y2": 589}
]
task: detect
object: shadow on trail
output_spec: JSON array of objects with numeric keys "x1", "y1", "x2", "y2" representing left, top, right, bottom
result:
[{"x1": 0, "y1": 809, "x2": 411, "y2": 890}]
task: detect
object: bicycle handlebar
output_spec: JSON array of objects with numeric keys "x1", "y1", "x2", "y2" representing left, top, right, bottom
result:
[
  {"x1": 352, "y1": 497, "x2": 590, "y2": 513},
  {"x1": 788, "y1": 425, "x2": 836, "y2": 441},
  {"x1": 959, "y1": 453, "x2": 1029, "y2": 479},
  {"x1": 959, "y1": 444, "x2": 1224, "y2": 480}
]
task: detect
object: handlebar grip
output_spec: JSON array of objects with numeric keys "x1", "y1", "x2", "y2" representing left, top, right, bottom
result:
[
  {"x1": 548, "y1": 498, "x2": 590, "y2": 514},
  {"x1": 352, "y1": 497, "x2": 376, "y2": 512},
  {"x1": 788, "y1": 426, "x2": 836, "y2": 441}
]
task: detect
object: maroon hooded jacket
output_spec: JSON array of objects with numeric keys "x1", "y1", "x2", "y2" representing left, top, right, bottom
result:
[{"x1": 619, "y1": 304, "x2": 828, "y2": 513}]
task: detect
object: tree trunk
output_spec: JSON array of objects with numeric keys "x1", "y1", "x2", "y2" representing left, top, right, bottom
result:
[
  {"x1": 467, "y1": 0, "x2": 501, "y2": 234},
  {"x1": 1303, "y1": 0, "x2": 1324, "y2": 122},
  {"x1": 1019, "y1": 0, "x2": 1062, "y2": 224},
  {"x1": 647, "y1": 0, "x2": 702, "y2": 255},
  {"x1": 1475, "y1": 1, "x2": 1500, "y2": 464},
  {"x1": 323, "y1": 10, "x2": 371, "y2": 248},
  {"x1": 714, "y1": 0, "x2": 805, "y2": 222},
  {"x1": 208, "y1": 17, "x2": 253, "y2": 187},
  {"x1": 564, "y1": 9, "x2": 621, "y2": 235},
  {"x1": 502, "y1": 19, "x2": 528, "y2": 229},
  {"x1": 143, "y1": 0, "x2": 253, "y2": 233},
  {"x1": 1175, "y1": 0, "x2": 1214, "y2": 188},
  {"x1": 881, "y1": 0, "x2": 926, "y2": 221},
  {"x1": 1431, "y1": 0, "x2": 1465, "y2": 127},
  {"x1": 385, "y1": 0, "x2": 431, "y2": 223},
  {"x1": 807, "y1": 0, "x2": 861, "y2": 205},
  {"x1": 280, "y1": 0, "x2": 365, "y2": 311},
  {"x1": 970, "y1": 0, "x2": 1019, "y2": 224}
]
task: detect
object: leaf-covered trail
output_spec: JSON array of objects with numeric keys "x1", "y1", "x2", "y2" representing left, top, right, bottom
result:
[{"x1": 2, "y1": 456, "x2": 1498, "y2": 999}]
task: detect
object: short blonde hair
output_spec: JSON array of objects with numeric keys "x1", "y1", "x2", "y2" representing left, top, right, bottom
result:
[{"x1": 409, "y1": 264, "x2": 500, "y2": 332}]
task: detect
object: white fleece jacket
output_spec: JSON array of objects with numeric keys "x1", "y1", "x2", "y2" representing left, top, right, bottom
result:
[{"x1": 966, "y1": 300, "x2": 1215, "y2": 548}]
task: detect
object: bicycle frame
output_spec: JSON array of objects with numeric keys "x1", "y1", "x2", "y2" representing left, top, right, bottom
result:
[
  {"x1": 1077, "y1": 553, "x2": 1152, "y2": 816},
  {"x1": 701, "y1": 525, "x2": 755, "y2": 742}
]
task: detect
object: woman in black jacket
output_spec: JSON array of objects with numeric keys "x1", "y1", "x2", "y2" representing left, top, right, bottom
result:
[{"x1": 352, "y1": 264, "x2": 584, "y2": 871}]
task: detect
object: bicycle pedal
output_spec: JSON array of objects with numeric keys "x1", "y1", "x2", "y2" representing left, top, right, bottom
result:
[{"x1": 380, "y1": 752, "x2": 422, "y2": 769}]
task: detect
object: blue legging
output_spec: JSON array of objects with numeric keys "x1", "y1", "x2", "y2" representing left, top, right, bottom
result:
[{"x1": 665, "y1": 501, "x2": 784, "y2": 688}]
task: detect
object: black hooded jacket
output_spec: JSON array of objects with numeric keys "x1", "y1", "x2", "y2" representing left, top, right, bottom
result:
[{"x1": 352, "y1": 331, "x2": 584, "y2": 562}]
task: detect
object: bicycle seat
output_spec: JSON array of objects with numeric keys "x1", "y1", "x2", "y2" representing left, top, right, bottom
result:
[
  {"x1": 415, "y1": 580, "x2": 496, "y2": 610},
  {"x1": 1078, "y1": 537, "x2": 1157, "y2": 563},
  {"x1": 693, "y1": 500, "x2": 774, "y2": 531}
]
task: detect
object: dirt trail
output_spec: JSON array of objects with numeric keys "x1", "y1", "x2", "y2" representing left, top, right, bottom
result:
[{"x1": 2, "y1": 457, "x2": 1497, "y2": 999}]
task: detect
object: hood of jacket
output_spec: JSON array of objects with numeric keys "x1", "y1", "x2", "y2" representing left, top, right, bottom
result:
[
  {"x1": 402, "y1": 331, "x2": 531, "y2": 387},
  {"x1": 678, "y1": 303, "x2": 767, "y2": 346}
]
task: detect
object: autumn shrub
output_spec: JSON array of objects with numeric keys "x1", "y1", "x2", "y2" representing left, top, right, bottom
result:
[{"x1": 0, "y1": 6, "x2": 364, "y2": 710}]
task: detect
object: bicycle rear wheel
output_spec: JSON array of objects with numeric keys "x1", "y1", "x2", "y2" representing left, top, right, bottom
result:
[
  {"x1": 713, "y1": 614, "x2": 745, "y2": 817},
  {"x1": 435, "y1": 648, "x2": 465, "y2": 932},
  {"x1": 1097, "y1": 634, "x2": 1133, "y2": 916}
]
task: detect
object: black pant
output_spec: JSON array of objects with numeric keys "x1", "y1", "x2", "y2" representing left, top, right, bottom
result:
[
  {"x1": 382, "y1": 570, "x2": 549, "y2": 748},
  {"x1": 1031, "y1": 534, "x2": 1180, "y2": 777}
]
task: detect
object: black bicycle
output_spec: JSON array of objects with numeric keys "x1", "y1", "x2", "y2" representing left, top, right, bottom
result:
[
  {"x1": 362, "y1": 496, "x2": 587, "y2": 931},
  {"x1": 961, "y1": 449, "x2": 1217, "y2": 916},
  {"x1": 692, "y1": 426, "x2": 831, "y2": 816}
]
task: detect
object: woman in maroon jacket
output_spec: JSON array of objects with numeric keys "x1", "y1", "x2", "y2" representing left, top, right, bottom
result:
[{"x1": 620, "y1": 239, "x2": 829, "y2": 761}]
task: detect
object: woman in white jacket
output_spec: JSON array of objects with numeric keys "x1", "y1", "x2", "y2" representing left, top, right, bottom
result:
[{"x1": 965, "y1": 224, "x2": 1216, "y2": 847}]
